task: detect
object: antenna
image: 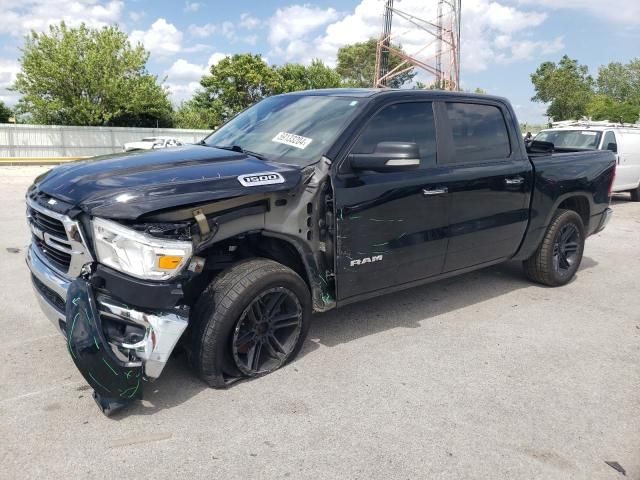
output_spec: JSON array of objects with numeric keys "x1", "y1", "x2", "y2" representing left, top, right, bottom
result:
[{"x1": 374, "y1": 0, "x2": 462, "y2": 90}]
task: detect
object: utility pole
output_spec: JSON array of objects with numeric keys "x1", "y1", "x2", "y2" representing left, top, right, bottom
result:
[
  {"x1": 374, "y1": 0, "x2": 462, "y2": 90},
  {"x1": 375, "y1": 0, "x2": 394, "y2": 87}
]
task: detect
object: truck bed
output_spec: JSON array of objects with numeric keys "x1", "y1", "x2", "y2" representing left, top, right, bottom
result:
[{"x1": 514, "y1": 149, "x2": 616, "y2": 261}]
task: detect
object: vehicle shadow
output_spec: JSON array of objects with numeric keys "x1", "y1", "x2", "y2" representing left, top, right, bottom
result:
[
  {"x1": 115, "y1": 257, "x2": 599, "y2": 418},
  {"x1": 304, "y1": 257, "x2": 598, "y2": 350}
]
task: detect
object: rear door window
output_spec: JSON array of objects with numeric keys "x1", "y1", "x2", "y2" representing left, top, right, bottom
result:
[{"x1": 444, "y1": 103, "x2": 511, "y2": 164}]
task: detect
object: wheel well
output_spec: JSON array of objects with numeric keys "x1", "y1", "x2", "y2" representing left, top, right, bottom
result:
[
  {"x1": 557, "y1": 196, "x2": 590, "y2": 228},
  {"x1": 247, "y1": 235, "x2": 309, "y2": 286},
  {"x1": 204, "y1": 233, "x2": 308, "y2": 285},
  {"x1": 182, "y1": 234, "x2": 311, "y2": 308}
]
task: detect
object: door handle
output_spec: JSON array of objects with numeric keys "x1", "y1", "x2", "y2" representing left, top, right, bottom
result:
[
  {"x1": 504, "y1": 176, "x2": 524, "y2": 185},
  {"x1": 422, "y1": 187, "x2": 448, "y2": 196}
]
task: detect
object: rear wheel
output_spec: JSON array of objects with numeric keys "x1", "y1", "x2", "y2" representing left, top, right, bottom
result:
[
  {"x1": 630, "y1": 184, "x2": 640, "y2": 202},
  {"x1": 191, "y1": 258, "x2": 311, "y2": 388},
  {"x1": 523, "y1": 209, "x2": 585, "y2": 286}
]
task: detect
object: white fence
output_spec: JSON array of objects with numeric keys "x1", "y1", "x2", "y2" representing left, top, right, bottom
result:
[{"x1": 0, "y1": 124, "x2": 212, "y2": 158}]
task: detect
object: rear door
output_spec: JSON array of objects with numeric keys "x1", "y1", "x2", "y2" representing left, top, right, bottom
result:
[
  {"x1": 438, "y1": 101, "x2": 533, "y2": 272},
  {"x1": 333, "y1": 100, "x2": 450, "y2": 300}
]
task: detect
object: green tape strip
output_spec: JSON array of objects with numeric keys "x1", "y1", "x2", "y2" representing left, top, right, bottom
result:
[
  {"x1": 102, "y1": 357, "x2": 119, "y2": 376},
  {"x1": 119, "y1": 379, "x2": 140, "y2": 399},
  {"x1": 88, "y1": 372, "x2": 111, "y2": 393}
]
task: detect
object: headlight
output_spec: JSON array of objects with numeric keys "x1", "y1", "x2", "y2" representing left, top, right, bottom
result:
[{"x1": 92, "y1": 217, "x2": 192, "y2": 281}]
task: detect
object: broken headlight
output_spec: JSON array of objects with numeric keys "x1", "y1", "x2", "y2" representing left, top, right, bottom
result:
[{"x1": 92, "y1": 217, "x2": 193, "y2": 281}]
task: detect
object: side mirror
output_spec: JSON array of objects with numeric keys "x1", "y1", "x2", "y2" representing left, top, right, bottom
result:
[
  {"x1": 606, "y1": 142, "x2": 617, "y2": 153},
  {"x1": 526, "y1": 140, "x2": 554, "y2": 155},
  {"x1": 349, "y1": 142, "x2": 420, "y2": 172}
]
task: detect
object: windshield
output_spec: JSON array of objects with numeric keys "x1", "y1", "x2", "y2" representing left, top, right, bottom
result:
[
  {"x1": 203, "y1": 95, "x2": 363, "y2": 166},
  {"x1": 141, "y1": 138, "x2": 158, "y2": 142},
  {"x1": 534, "y1": 130, "x2": 602, "y2": 150}
]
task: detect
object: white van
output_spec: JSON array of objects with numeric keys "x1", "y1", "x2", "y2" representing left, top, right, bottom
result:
[{"x1": 535, "y1": 121, "x2": 640, "y2": 201}]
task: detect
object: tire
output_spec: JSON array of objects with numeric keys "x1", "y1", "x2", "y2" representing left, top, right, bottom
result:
[
  {"x1": 630, "y1": 184, "x2": 640, "y2": 202},
  {"x1": 190, "y1": 258, "x2": 311, "y2": 388},
  {"x1": 523, "y1": 209, "x2": 585, "y2": 287}
]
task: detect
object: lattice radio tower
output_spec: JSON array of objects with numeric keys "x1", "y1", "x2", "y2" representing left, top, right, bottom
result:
[{"x1": 374, "y1": 0, "x2": 462, "y2": 90}]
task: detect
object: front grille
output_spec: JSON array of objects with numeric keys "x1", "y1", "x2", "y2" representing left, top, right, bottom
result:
[
  {"x1": 33, "y1": 237, "x2": 72, "y2": 272},
  {"x1": 26, "y1": 196, "x2": 92, "y2": 278},
  {"x1": 27, "y1": 204, "x2": 73, "y2": 273},
  {"x1": 29, "y1": 208, "x2": 67, "y2": 239},
  {"x1": 32, "y1": 274, "x2": 66, "y2": 312}
]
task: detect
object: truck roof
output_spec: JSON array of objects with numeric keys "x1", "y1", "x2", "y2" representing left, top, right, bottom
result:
[{"x1": 282, "y1": 87, "x2": 508, "y2": 103}]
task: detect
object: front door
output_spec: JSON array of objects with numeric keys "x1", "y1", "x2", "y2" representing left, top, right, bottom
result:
[
  {"x1": 438, "y1": 101, "x2": 533, "y2": 272},
  {"x1": 333, "y1": 101, "x2": 449, "y2": 301}
]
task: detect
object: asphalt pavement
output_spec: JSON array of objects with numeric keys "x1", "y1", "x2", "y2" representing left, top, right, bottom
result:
[{"x1": 1, "y1": 166, "x2": 638, "y2": 480}]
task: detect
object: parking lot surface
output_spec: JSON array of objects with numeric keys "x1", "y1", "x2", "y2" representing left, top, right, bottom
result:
[{"x1": 1, "y1": 166, "x2": 638, "y2": 480}]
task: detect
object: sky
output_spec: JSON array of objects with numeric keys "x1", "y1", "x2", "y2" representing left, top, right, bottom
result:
[{"x1": 0, "y1": 0, "x2": 639, "y2": 124}]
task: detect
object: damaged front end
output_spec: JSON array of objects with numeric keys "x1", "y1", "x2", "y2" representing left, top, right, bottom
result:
[
  {"x1": 25, "y1": 193, "x2": 192, "y2": 416},
  {"x1": 65, "y1": 278, "x2": 188, "y2": 415},
  {"x1": 26, "y1": 148, "x2": 337, "y2": 415}
]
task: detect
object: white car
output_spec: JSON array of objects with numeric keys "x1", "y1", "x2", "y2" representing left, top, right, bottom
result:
[
  {"x1": 123, "y1": 136, "x2": 183, "y2": 152},
  {"x1": 535, "y1": 121, "x2": 640, "y2": 201}
]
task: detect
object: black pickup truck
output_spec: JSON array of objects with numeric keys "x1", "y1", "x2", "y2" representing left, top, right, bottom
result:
[{"x1": 25, "y1": 89, "x2": 615, "y2": 414}]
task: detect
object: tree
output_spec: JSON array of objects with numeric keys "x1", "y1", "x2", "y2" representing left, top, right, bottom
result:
[
  {"x1": 530, "y1": 55, "x2": 594, "y2": 121},
  {"x1": 587, "y1": 94, "x2": 640, "y2": 124},
  {"x1": 193, "y1": 53, "x2": 281, "y2": 123},
  {"x1": 336, "y1": 39, "x2": 416, "y2": 88},
  {"x1": 187, "y1": 56, "x2": 344, "y2": 127},
  {"x1": 13, "y1": 22, "x2": 173, "y2": 127},
  {"x1": 597, "y1": 59, "x2": 640, "y2": 106},
  {"x1": 275, "y1": 59, "x2": 342, "y2": 93},
  {"x1": 108, "y1": 75, "x2": 174, "y2": 127},
  {"x1": 0, "y1": 101, "x2": 12, "y2": 123},
  {"x1": 173, "y1": 101, "x2": 219, "y2": 130}
]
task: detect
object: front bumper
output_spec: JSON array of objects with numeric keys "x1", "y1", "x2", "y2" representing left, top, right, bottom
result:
[
  {"x1": 27, "y1": 244, "x2": 188, "y2": 384},
  {"x1": 27, "y1": 245, "x2": 70, "y2": 334}
]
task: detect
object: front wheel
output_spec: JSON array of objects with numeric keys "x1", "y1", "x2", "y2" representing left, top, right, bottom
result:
[
  {"x1": 523, "y1": 209, "x2": 585, "y2": 287},
  {"x1": 630, "y1": 184, "x2": 640, "y2": 202},
  {"x1": 190, "y1": 258, "x2": 311, "y2": 388}
]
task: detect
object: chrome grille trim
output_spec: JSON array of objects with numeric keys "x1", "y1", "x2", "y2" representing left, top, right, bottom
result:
[{"x1": 26, "y1": 197, "x2": 93, "y2": 278}]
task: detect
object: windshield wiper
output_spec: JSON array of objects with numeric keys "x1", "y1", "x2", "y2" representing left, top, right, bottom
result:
[{"x1": 210, "y1": 144, "x2": 267, "y2": 161}]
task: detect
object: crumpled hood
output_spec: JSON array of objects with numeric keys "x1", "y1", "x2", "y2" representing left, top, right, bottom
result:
[{"x1": 34, "y1": 145, "x2": 303, "y2": 219}]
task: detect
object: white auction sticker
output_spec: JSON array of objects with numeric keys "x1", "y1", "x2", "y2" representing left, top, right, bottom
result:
[
  {"x1": 581, "y1": 131, "x2": 597, "y2": 135},
  {"x1": 272, "y1": 131, "x2": 313, "y2": 149}
]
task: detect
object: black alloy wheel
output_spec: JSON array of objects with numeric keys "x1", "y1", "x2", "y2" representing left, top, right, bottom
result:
[
  {"x1": 232, "y1": 287, "x2": 303, "y2": 376},
  {"x1": 191, "y1": 258, "x2": 311, "y2": 388},
  {"x1": 523, "y1": 209, "x2": 585, "y2": 286},
  {"x1": 552, "y1": 223, "x2": 580, "y2": 274}
]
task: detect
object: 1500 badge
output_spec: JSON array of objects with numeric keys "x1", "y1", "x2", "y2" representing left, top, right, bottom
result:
[{"x1": 237, "y1": 172, "x2": 286, "y2": 187}]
